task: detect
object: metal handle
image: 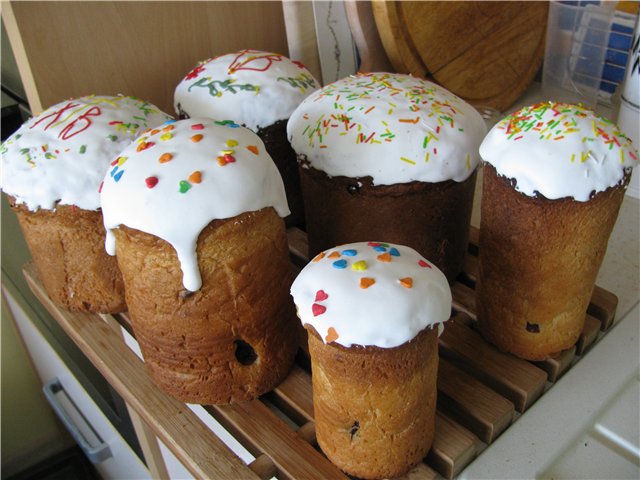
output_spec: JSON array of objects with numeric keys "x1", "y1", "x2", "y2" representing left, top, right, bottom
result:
[{"x1": 43, "y1": 378, "x2": 113, "y2": 464}]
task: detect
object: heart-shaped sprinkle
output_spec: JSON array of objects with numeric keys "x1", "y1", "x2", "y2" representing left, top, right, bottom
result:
[
  {"x1": 351, "y1": 260, "x2": 367, "y2": 271},
  {"x1": 179, "y1": 180, "x2": 191, "y2": 193},
  {"x1": 332, "y1": 259, "x2": 347, "y2": 269},
  {"x1": 162, "y1": 124, "x2": 174, "y2": 132},
  {"x1": 312, "y1": 252, "x2": 326, "y2": 263},
  {"x1": 399, "y1": 277, "x2": 413, "y2": 288},
  {"x1": 226, "y1": 139, "x2": 238, "y2": 147},
  {"x1": 145, "y1": 176, "x2": 159, "y2": 188},
  {"x1": 223, "y1": 153, "x2": 236, "y2": 163},
  {"x1": 325, "y1": 327, "x2": 339, "y2": 343},
  {"x1": 373, "y1": 245, "x2": 387, "y2": 252},
  {"x1": 191, "y1": 134, "x2": 203, "y2": 142},
  {"x1": 328, "y1": 251, "x2": 341, "y2": 259},
  {"x1": 368, "y1": 242, "x2": 381, "y2": 247},
  {"x1": 137, "y1": 141, "x2": 154, "y2": 152},
  {"x1": 159, "y1": 152, "x2": 173, "y2": 163},
  {"x1": 389, "y1": 247, "x2": 400, "y2": 257},
  {"x1": 418, "y1": 259, "x2": 431, "y2": 268},
  {"x1": 360, "y1": 277, "x2": 375, "y2": 289},
  {"x1": 191, "y1": 123, "x2": 205, "y2": 130},
  {"x1": 342, "y1": 249, "x2": 357, "y2": 256},
  {"x1": 151, "y1": 129, "x2": 160, "y2": 135},
  {"x1": 216, "y1": 156, "x2": 227, "y2": 166},
  {"x1": 315, "y1": 290, "x2": 329, "y2": 302},
  {"x1": 312, "y1": 303, "x2": 326, "y2": 317},
  {"x1": 246, "y1": 145, "x2": 259, "y2": 155},
  {"x1": 188, "y1": 171, "x2": 202, "y2": 183},
  {"x1": 160, "y1": 132, "x2": 172, "y2": 141},
  {"x1": 377, "y1": 252, "x2": 392, "y2": 263}
]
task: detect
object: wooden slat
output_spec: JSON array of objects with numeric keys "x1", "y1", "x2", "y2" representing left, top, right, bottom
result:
[
  {"x1": 397, "y1": 462, "x2": 439, "y2": 480},
  {"x1": 589, "y1": 285, "x2": 618, "y2": 331},
  {"x1": 286, "y1": 227, "x2": 309, "y2": 266},
  {"x1": 208, "y1": 401, "x2": 347, "y2": 480},
  {"x1": 576, "y1": 314, "x2": 602, "y2": 355},
  {"x1": 439, "y1": 319, "x2": 548, "y2": 412},
  {"x1": 23, "y1": 263, "x2": 258, "y2": 480},
  {"x1": 248, "y1": 454, "x2": 278, "y2": 480},
  {"x1": 534, "y1": 346, "x2": 576, "y2": 383},
  {"x1": 426, "y1": 412, "x2": 481, "y2": 480},
  {"x1": 437, "y1": 358, "x2": 515, "y2": 444},
  {"x1": 272, "y1": 365, "x2": 314, "y2": 423},
  {"x1": 451, "y1": 282, "x2": 476, "y2": 320}
]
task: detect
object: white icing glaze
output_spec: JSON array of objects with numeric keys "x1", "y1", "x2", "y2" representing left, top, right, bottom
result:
[
  {"x1": 0, "y1": 95, "x2": 170, "y2": 211},
  {"x1": 174, "y1": 49, "x2": 320, "y2": 132},
  {"x1": 286, "y1": 72, "x2": 487, "y2": 185},
  {"x1": 290, "y1": 241, "x2": 451, "y2": 348},
  {"x1": 100, "y1": 118, "x2": 290, "y2": 292},
  {"x1": 479, "y1": 102, "x2": 639, "y2": 201}
]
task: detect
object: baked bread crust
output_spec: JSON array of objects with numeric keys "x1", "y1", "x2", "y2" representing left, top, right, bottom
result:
[
  {"x1": 299, "y1": 163, "x2": 476, "y2": 284},
  {"x1": 477, "y1": 165, "x2": 628, "y2": 360},
  {"x1": 308, "y1": 326, "x2": 438, "y2": 479},
  {"x1": 113, "y1": 207, "x2": 298, "y2": 404},
  {"x1": 10, "y1": 198, "x2": 126, "y2": 313}
]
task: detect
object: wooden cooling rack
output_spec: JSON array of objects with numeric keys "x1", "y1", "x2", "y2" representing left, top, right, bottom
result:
[{"x1": 23, "y1": 226, "x2": 618, "y2": 479}]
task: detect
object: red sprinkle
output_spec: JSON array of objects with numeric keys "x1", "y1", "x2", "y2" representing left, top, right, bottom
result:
[
  {"x1": 315, "y1": 290, "x2": 329, "y2": 302},
  {"x1": 312, "y1": 303, "x2": 326, "y2": 317},
  {"x1": 223, "y1": 153, "x2": 236, "y2": 163},
  {"x1": 418, "y1": 259, "x2": 431, "y2": 268},
  {"x1": 137, "y1": 141, "x2": 155, "y2": 152},
  {"x1": 191, "y1": 123, "x2": 205, "y2": 130},
  {"x1": 145, "y1": 176, "x2": 159, "y2": 188},
  {"x1": 98, "y1": 181, "x2": 104, "y2": 193}
]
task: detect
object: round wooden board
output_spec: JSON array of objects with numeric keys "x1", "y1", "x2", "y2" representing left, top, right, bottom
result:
[{"x1": 372, "y1": 1, "x2": 548, "y2": 112}]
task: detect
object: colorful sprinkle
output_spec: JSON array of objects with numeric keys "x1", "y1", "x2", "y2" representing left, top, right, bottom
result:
[
  {"x1": 328, "y1": 251, "x2": 341, "y2": 259},
  {"x1": 137, "y1": 141, "x2": 154, "y2": 152},
  {"x1": 79, "y1": 145, "x2": 87, "y2": 154},
  {"x1": 312, "y1": 303, "x2": 327, "y2": 317},
  {"x1": 191, "y1": 134, "x2": 204, "y2": 142},
  {"x1": 145, "y1": 176, "x2": 159, "y2": 188},
  {"x1": 418, "y1": 259, "x2": 431, "y2": 268},
  {"x1": 389, "y1": 247, "x2": 400, "y2": 257},
  {"x1": 315, "y1": 290, "x2": 329, "y2": 302},
  {"x1": 325, "y1": 326, "x2": 339, "y2": 342},
  {"x1": 360, "y1": 277, "x2": 376, "y2": 289},
  {"x1": 377, "y1": 252, "x2": 392, "y2": 263},
  {"x1": 342, "y1": 249, "x2": 357, "y2": 256},
  {"x1": 332, "y1": 259, "x2": 347, "y2": 269},
  {"x1": 226, "y1": 139, "x2": 238, "y2": 147},
  {"x1": 399, "y1": 277, "x2": 413, "y2": 289},
  {"x1": 188, "y1": 171, "x2": 202, "y2": 184},
  {"x1": 160, "y1": 133, "x2": 173, "y2": 141},
  {"x1": 179, "y1": 180, "x2": 191, "y2": 193},
  {"x1": 351, "y1": 260, "x2": 367, "y2": 271},
  {"x1": 372, "y1": 246, "x2": 387, "y2": 252},
  {"x1": 246, "y1": 145, "x2": 259, "y2": 155},
  {"x1": 113, "y1": 170, "x2": 124, "y2": 182},
  {"x1": 162, "y1": 124, "x2": 175, "y2": 132},
  {"x1": 313, "y1": 252, "x2": 326, "y2": 263},
  {"x1": 191, "y1": 123, "x2": 205, "y2": 130},
  {"x1": 159, "y1": 152, "x2": 173, "y2": 163}
]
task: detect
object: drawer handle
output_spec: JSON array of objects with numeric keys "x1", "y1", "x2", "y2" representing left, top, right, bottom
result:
[{"x1": 43, "y1": 378, "x2": 113, "y2": 464}]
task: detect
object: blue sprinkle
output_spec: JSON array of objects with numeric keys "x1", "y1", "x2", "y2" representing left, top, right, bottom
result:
[
  {"x1": 110, "y1": 166, "x2": 119, "y2": 177},
  {"x1": 332, "y1": 259, "x2": 347, "y2": 269},
  {"x1": 389, "y1": 247, "x2": 400, "y2": 257},
  {"x1": 163, "y1": 119, "x2": 177, "y2": 124},
  {"x1": 113, "y1": 170, "x2": 124, "y2": 182},
  {"x1": 373, "y1": 246, "x2": 387, "y2": 252},
  {"x1": 342, "y1": 249, "x2": 357, "y2": 256}
]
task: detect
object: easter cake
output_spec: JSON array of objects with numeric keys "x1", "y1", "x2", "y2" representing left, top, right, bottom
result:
[
  {"x1": 174, "y1": 49, "x2": 320, "y2": 227},
  {"x1": 287, "y1": 72, "x2": 486, "y2": 283},
  {"x1": 100, "y1": 118, "x2": 298, "y2": 404},
  {"x1": 477, "y1": 102, "x2": 638, "y2": 360},
  {"x1": 291, "y1": 241, "x2": 452, "y2": 479},
  {"x1": 0, "y1": 95, "x2": 169, "y2": 312}
]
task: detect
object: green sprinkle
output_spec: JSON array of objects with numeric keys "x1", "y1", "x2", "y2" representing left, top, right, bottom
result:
[
  {"x1": 179, "y1": 180, "x2": 191, "y2": 193},
  {"x1": 79, "y1": 145, "x2": 87, "y2": 154}
]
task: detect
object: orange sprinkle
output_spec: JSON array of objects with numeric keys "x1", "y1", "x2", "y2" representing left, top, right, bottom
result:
[
  {"x1": 325, "y1": 327, "x2": 339, "y2": 343},
  {"x1": 377, "y1": 252, "x2": 392, "y2": 263},
  {"x1": 328, "y1": 251, "x2": 341, "y2": 259},
  {"x1": 399, "y1": 277, "x2": 413, "y2": 289},
  {"x1": 159, "y1": 152, "x2": 173, "y2": 163},
  {"x1": 151, "y1": 129, "x2": 160, "y2": 135},
  {"x1": 162, "y1": 124, "x2": 175, "y2": 132},
  {"x1": 216, "y1": 156, "x2": 227, "y2": 166},
  {"x1": 246, "y1": 145, "x2": 259, "y2": 155},
  {"x1": 360, "y1": 277, "x2": 376, "y2": 289},
  {"x1": 191, "y1": 134, "x2": 203, "y2": 142},
  {"x1": 188, "y1": 171, "x2": 202, "y2": 183},
  {"x1": 399, "y1": 117, "x2": 420, "y2": 124},
  {"x1": 312, "y1": 252, "x2": 326, "y2": 263}
]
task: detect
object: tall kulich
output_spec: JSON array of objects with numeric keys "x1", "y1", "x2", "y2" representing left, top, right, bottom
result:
[
  {"x1": 100, "y1": 118, "x2": 298, "y2": 404},
  {"x1": 291, "y1": 242, "x2": 452, "y2": 479},
  {"x1": 477, "y1": 102, "x2": 638, "y2": 361},
  {"x1": 0, "y1": 95, "x2": 170, "y2": 312},
  {"x1": 287, "y1": 73, "x2": 487, "y2": 284},
  {"x1": 174, "y1": 50, "x2": 320, "y2": 228}
]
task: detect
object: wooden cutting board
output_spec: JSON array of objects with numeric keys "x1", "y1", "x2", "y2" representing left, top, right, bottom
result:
[{"x1": 371, "y1": 1, "x2": 549, "y2": 111}]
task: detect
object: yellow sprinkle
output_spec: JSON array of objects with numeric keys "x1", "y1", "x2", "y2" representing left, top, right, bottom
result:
[
  {"x1": 221, "y1": 149, "x2": 235, "y2": 155},
  {"x1": 226, "y1": 139, "x2": 238, "y2": 147},
  {"x1": 351, "y1": 260, "x2": 367, "y2": 271},
  {"x1": 425, "y1": 153, "x2": 430, "y2": 163},
  {"x1": 465, "y1": 153, "x2": 471, "y2": 170},
  {"x1": 620, "y1": 150, "x2": 624, "y2": 164},
  {"x1": 570, "y1": 153, "x2": 576, "y2": 163},
  {"x1": 400, "y1": 157, "x2": 416, "y2": 165},
  {"x1": 160, "y1": 133, "x2": 173, "y2": 141}
]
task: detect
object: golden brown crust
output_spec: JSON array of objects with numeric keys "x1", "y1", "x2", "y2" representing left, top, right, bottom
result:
[
  {"x1": 476, "y1": 165, "x2": 627, "y2": 360},
  {"x1": 308, "y1": 326, "x2": 438, "y2": 479},
  {"x1": 299, "y1": 163, "x2": 476, "y2": 284},
  {"x1": 10, "y1": 199, "x2": 126, "y2": 313},
  {"x1": 113, "y1": 207, "x2": 298, "y2": 404}
]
